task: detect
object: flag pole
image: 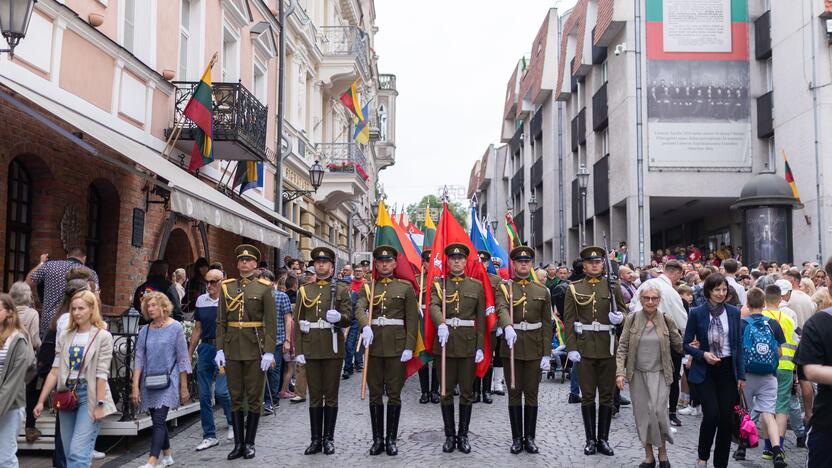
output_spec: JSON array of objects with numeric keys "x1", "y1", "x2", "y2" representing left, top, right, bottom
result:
[
  {"x1": 360, "y1": 278, "x2": 375, "y2": 401},
  {"x1": 163, "y1": 52, "x2": 219, "y2": 160},
  {"x1": 508, "y1": 278, "x2": 516, "y2": 389},
  {"x1": 440, "y1": 274, "x2": 447, "y2": 397}
]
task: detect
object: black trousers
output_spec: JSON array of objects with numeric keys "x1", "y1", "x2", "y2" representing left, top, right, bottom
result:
[
  {"x1": 669, "y1": 350, "x2": 683, "y2": 415},
  {"x1": 419, "y1": 362, "x2": 438, "y2": 394},
  {"x1": 695, "y1": 360, "x2": 737, "y2": 468},
  {"x1": 149, "y1": 406, "x2": 171, "y2": 458}
]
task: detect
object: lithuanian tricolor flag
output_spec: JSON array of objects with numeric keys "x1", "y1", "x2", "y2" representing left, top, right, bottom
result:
[
  {"x1": 783, "y1": 151, "x2": 801, "y2": 203},
  {"x1": 422, "y1": 206, "x2": 436, "y2": 251},
  {"x1": 505, "y1": 212, "x2": 521, "y2": 249},
  {"x1": 184, "y1": 62, "x2": 215, "y2": 171},
  {"x1": 339, "y1": 79, "x2": 364, "y2": 122}
]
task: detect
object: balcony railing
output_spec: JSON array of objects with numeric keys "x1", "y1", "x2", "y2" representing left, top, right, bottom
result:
[
  {"x1": 318, "y1": 26, "x2": 370, "y2": 78},
  {"x1": 757, "y1": 91, "x2": 774, "y2": 139},
  {"x1": 168, "y1": 81, "x2": 267, "y2": 160},
  {"x1": 511, "y1": 167, "x2": 525, "y2": 195},
  {"x1": 318, "y1": 143, "x2": 369, "y2": 181},
  {"x1": 379, "y1": 74, "x2": 397, "y2": 91},
  {"x1": 593, "y1": 82, "x2": 608, "y2": 131}
]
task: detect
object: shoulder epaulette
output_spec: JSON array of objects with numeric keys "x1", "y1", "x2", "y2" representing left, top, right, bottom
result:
[
  {"x1": 258, "y1": 278, "x2": 272, "y2": 286},
  {"x1": 468, "y1": 277, "x2": 483, "y2": 286},
  {"x1": 222, "y1": 278, "x2": 236, "y2": 285},
  {"x1": 396, "y1": 278, "x2": 411, "y2": 286}
]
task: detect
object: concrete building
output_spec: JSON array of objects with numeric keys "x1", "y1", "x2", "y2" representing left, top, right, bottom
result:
[{"x1": 0, "y1": 0, "x2": 397, "y2": 310}]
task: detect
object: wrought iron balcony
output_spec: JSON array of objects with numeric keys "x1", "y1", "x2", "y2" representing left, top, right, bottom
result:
[
  {"x1": 167, "y1": 81, "x2": 267, "y2": 161},
  {"x1": 379, "y1": 74, "x2": 397, "y2": 91},
  {"x1": 318, "y1": 26, "x2": 370, "y2": 78},
  {"x1": 317, "y1": 143, "x2": 369, "y2": 182}
]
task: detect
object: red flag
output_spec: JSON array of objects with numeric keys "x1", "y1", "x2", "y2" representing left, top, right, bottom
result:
[{"x1": 424, "y1": 202, "x2": 497, "y2": 378}]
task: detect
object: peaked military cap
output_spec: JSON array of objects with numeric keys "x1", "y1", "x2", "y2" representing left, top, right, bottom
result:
[
  {"x1": 580, "y1": 245, "x2": 605, "y2": 261},
  {"x1": 477, "y1": 250, "x2": 492, "y2": 262},
  {"x1": 421, "y1": 249, "x2": 432, "y2": 262},
  {"x1": 360, "y1": 259, "x2": 371, "y2": 268},
  {"x1": 510, "y1": 246, "x2": 534, "y2": 261},
  {"x1": 445, "y1": 243, "x2": 469, "y2": 258},
  {"x1": 310, "y1": 246, "x2": 336, "y2": 263},
  {"x1": 235, "y1": 244, "x2": 261, "y2": 261},
  {"x1": 373, "y1": 245, "x2": 398, "y2": 260}
]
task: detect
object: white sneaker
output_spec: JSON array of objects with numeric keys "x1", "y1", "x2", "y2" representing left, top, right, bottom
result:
[
  {"x1": 227, "y1": 427, "x2": 234, "y2": 440},
  {"x1": 678, "y1": 406, "x2": 699, "y2": 416},
  {"x1": 160, "y1": 454, "x2": 175, "y2": 467},
  {"x1": 137, "y1": 464, "x2": 156, "y2": 468},
  {"x1": 195, "y1": 438, "x2": 219, "y2": 451},
  {"x1": 92, "y1": 450, "x2": 105, "y2": 459}
]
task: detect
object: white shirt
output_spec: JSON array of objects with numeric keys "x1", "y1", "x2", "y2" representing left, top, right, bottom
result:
[
  {"x1": 717, "y1": 310, "x2": 731, "y2": 357},
  {"x1": 68, "y1": 331, "x2": 90, "y2": 380},
  {"x1": 786, "y1": 289, "x2": 815, "y2": 330},
  {"x1": 776, "y1": 302, "x2": 798, "y2": 324},
  {"x1": 631, "y1": 274, "x2": 688, "y2": 331},
  {"x1": 726, "y1": 276, "x2": 747, "y2": 306},
  {"x1": 57, "y1": 313, "x2": 70, "y2": 338}
]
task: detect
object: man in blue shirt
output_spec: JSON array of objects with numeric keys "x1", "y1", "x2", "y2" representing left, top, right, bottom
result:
[
  {"x1": 188, "y1": 269, "x2": 233, "y2": 451},
  {"x1": 264, "y1": 280, "x2": 293, "y2": 415}
]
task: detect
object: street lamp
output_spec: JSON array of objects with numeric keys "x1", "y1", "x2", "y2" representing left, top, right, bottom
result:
[
  {"x1": 0, "y1": 0, "x2": 37, "y2": 58},
  {"x1": 118, "y1": 307, "x2": 141, "y2": 421},
  {"x1": 577, "y1": 163, "x2": 590, "y2": 248},
  {"x1": 528, "y1": 192, "x2": 538, "y2": 254},
  {"x1": 283, "y1": 160, "x2": 325, "y2": 201}
]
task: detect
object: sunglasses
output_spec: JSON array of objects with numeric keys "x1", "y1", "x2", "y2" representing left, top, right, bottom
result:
[
  {"x1": 207, "y1": 279, "x2": 222, "y2": 285},
  {"x1": 641, "y1": 296, "x2": 660, "y2": 303}
]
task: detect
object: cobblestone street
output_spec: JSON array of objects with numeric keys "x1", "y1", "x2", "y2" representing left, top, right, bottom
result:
[{"x1": 103, "y1": 368, "x2": 807, "y2": 467}]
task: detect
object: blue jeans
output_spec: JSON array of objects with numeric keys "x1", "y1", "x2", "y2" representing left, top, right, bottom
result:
[
  {"x1": 265, "y1": 344, "x2": 284, "y2": 405},
  {"x1": 343, "y1": 319, "x2": 363, "y2": 372},
  {"x1": 0, "y1": 407, "x2": 22, "y2": 467},
  {"x1": 789, "y1": 392, "x2": 806, "y2": 438},
  {"x1": 197, "y1": 343, "x2": 232, "y2": 439},
  {"x1": 570, "y1": 362, "x2": 580, "y2": 396},
  {"x1": 58, "y1": 383, "x2": 101, "y2": 468}
]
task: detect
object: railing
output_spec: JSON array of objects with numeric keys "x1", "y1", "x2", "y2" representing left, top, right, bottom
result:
[
  {"x1": 318, "y1": 143, "x2": 369, "y2": 181},
  {"x1": 757, "y1": 91, "x2": 774, "y2": 139},
  {"x1": 531, "y1": 157, "x2": 543, "y2": 187},
  {"x1": 593, "y1": 82, "x2": 608, "y2": 131},
  {"x1": 318, "y1": 26, "x2": 370, "y2": 78},
  {"x1": 532, "y1": 207, "x2": 543, "y2": 248},
  {"x1": 511, "y1": 167, "x2": 524, "y2": 195},
  {"x1": 170, "y1": 81, "x2": 268, "y2": 159},
  {"x1": 379, "y1": 74, "x2": 397, "y2": 91},
  {"x1": 755, "y1": 11, "x2": 772, "y2": 60}
]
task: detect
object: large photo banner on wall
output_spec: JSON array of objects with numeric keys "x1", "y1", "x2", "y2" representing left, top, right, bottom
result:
[{"x1": 646, "y1": 0, "x2": 752, "y2": 169}]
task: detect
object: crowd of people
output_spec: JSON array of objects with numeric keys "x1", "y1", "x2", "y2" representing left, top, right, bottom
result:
[{"x1": 2, "y1": 241, "x2": 831, "y2": 468}]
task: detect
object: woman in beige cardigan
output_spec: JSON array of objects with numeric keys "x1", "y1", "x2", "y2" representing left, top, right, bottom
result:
[
  {"x1": 34, "y1": 290, "x2": 116, "y2": 468},
  {"x1": 616, "y1": 284, "x2": 683, "y2": 468}
]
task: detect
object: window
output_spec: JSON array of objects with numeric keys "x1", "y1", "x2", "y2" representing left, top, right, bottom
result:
[
  {"x1": 4, "y1": 160, "x2": 32, "y2": 288},
  {"x1": 121, "y1": 0, "x2": 153, "y2": 65},
  {"x1": 767, "y1": 136, "x2": 776, "y2": 171},
  {"x1": 179, "y1": 0, "x2": 190, "y2": 80},
  {"x1": 765, "y1": 57, "x2": 773, "y2": 92},
  {"x1": 86, "y1": 185, "x2": 102, "y2": 271},
  {"x1": 123, "y1": 0, "x2": 135, "y2": 52},
  {"x1": 601, "y1": 61, "x2": 608, "y2": 83},
  {"x1": 253, "y1": 60, "x2": 266, "y2": 103},
  {"x1": 602, "y1": 128, "x2": 609, "y2": 155},
  {"x1": 222, "y1": 27, "x2": 239, "y2": 82}
]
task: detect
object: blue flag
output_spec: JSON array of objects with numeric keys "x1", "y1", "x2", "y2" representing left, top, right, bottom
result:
[
  {"x1": 469, "y1": 204, "x2": 495, "y2": 274},
  {"x1": 485, "y1": 222, "x2": 509, "y2": 271}
]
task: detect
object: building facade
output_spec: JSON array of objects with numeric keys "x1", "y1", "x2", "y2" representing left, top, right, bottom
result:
[{"x1": 0, "y1": 0, "x2": 397, "y2": 313}]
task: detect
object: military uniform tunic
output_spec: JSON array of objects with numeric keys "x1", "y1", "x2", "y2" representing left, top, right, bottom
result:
[
  {"x1": 294, "y1": 277, "x2": 352, "y2": 407},
  {"x1": 429, "y1": 275, "x2": 485, "y2": 404},
  {"x1": 496, "y1": 278, "x2": 553, "y2": 406},
  {"x1": 216, "y1": 276, "x2": 277, "y2": 412},
  {"x1": 356, "y1": 276, "x2": 418, "y2": 406},
  {"x1": 563, "y1": 275, "x2": 627, "y2": 406}
]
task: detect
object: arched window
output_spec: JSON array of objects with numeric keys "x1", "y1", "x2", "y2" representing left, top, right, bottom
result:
[
  {"x1": 4, "y1": 160, "x2": 33, "y2": 288},
  {"x1": 86, "y1": 185, "x2": 102, "y2": 270}
]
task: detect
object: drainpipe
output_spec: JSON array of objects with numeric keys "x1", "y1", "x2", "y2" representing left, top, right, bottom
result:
[
  {"x1": 557, "y1": 13, "x2": 566, "y2": 264},
  {"x1": 810, "y1": 6, "x2": 825, "y2": 262},
  {"x1": 274, "y1": 0, "x2": 288, "y2": 215},
  {"x1": 634, "y1": 0, "x2": 646, "y2": 266}
]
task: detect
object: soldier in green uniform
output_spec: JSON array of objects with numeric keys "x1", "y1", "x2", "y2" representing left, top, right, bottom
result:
[
  {"x1": 356, "y1": 245, "x2": 419, "y2": 456},
  {"x1": 564, "y1": 246, "x2": 627, "y2": 457},
  {"x1": 473, "y1": 249, "x2": 502, "y2": 404},
  {"x1": 497, "y1": 246, "x2": 553, "y2": 454},
  {"x1": 417, "y1": 250, "x2": 440, "y2": 404},
  {"x1": 429, "y1": 243, "x2": 485, "y2": 453},
  {"x1": 215, "y1": 244, "x2": 277, "y2": 460},
  {"x1": 294, "y1": 247, "x2": 352, "y2": 455}
]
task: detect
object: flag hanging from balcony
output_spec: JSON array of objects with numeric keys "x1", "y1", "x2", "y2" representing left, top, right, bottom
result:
[
  {"x1": 234, "y1": 161, "x2": 264, "y2": 194},
  {"x1": 339, "y1": 80, "x2": 364, "y2": 121},
  {"x1": 783, "y1": 150, "x2": 801, "y2": 203},
  {"x1": 184, "y1": 62, "x2": 215, "y2": 172},
  {"x1": 353, "y1": 103, "x2": 370, "y2": 145}
]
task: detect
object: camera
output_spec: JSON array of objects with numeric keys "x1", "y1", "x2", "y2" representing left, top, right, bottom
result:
[{"x1": 614, "y1": 43, "x2": 626, "y2": 56}]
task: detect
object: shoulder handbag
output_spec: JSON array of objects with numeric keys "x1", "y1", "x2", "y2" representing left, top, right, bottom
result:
[
  {"x1": 142, "y1": 325, "x2": 177, "y2": 390},
  {"x1": 52, "y1": 329, "x2": 101, "y2": 412}
]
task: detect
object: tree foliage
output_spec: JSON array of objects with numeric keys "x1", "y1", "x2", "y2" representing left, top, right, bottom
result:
[{"x1": 406, "y1": 194, "x2": 468, "y2": 231}]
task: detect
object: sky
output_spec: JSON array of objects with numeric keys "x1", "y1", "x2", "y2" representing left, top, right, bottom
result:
[{"x1": 373, "y1": 0, "x2": 577, "y2": 208}]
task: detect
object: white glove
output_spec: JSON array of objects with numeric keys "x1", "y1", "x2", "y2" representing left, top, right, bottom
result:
[
  {"x1": 214, "y1": 349, "x2": 226, "y2": 368},
  {"x1": 608, "y1": 310, "x2": 624, "y2": 325},
  {"x1": 496, "y1": 327, "x2": 503, "y2": 337},
  {"x1": 295, "y1": 354, "x2": 306, "y2": 365},
  {"x1": 503, "y1": 326, "x2": 517, "y2": 349},
  {"x1": 400, "y1": 349, "x2": 413, "y2": 362},
  {"x1": 326, "y1": 309, "x2": 341, "y2": 324},
  {"x1": 437, "y1": 324, "x2": 449, "y2": 347},
  {"x1": 362, "y1": 325, "x2": 374, "y2": 348},
  {"x1": 475, "y1": 349, "x2": 484, "y2": 363},
  {"x1": 260, "y1": 352, "x2": 275, "y2": 372},
  {"x1": 568, "y1": 350, "x2": 582, "y2": 363},
  {"x1": 540, "y1": 356, "x2": 550, "y2": 371}
]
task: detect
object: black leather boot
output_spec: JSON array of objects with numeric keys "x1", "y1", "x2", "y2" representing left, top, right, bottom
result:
[
  {"x1": 473, "y1": 378, "x2": 482, "y2": 403},
  {"x1": 304, "y1": 407, "x2": 323, "y2": 455},
  {"x1": 508, "y1": 405, "x2": 524, "y2": 454},
  {"x1": 441, "y1": 404, "x2": 456, "y2": 453},
  {"x1": 227, "y1": 411, "x2": 246, "y2": 460},
  {"x1": 385, "y1": 404, "x2": 401, "y2": 456},
  {"x1": 243, "y1": 412, "x2": 259, "y2": 459},
  {"x1": 322, "y1": 406, "x2": 338, "y2": 455},
  {"x1": 482, "y1": 366, "x2": 494, "y2": 404},
  {"x1": 368, "y1": 405, "x2": 385, "y2": 455},
  {"x1": 418, "y1": 366, "x2": 430, "y2": 403},
  {"x1": 457, "y1": 404, "x2": 472, "y2": 454},
  {"x1": 523, "y1": 405, "x2": 539, "y2": 453},
  {"x1": 596, "y1": 405, "x2": 615, "y2": 456},
  {"x1": 581, "y1": 405, "x2": 597, "y2": 455}
]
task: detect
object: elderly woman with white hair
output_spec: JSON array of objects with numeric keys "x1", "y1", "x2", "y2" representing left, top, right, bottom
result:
[{"x1": 616, "y1": 283, "x2": 683, "y2": 468}]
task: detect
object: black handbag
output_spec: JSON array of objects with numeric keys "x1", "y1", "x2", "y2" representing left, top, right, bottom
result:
[{"x1": 142, "y1": 326, "x2": 176, "y2": 391}]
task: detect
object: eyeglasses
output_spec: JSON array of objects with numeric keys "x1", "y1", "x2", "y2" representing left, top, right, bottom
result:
[{"x1": 641, "y1": 296, "x2": 661, "y2": 303}]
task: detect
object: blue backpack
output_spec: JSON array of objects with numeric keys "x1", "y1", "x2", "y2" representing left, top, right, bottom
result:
[{"x1": 742, "y1": 315, "x2": 779, "y2": 375}]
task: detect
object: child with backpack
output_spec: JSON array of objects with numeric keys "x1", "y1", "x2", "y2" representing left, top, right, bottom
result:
[{"x1": 736, "y1": 288, "x2": 787, "y2": 467}]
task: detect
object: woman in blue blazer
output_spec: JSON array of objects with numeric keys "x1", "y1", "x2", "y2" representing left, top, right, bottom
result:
[{"x1": 683, "y1": 273, "x2": 745, "y2": 468}]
